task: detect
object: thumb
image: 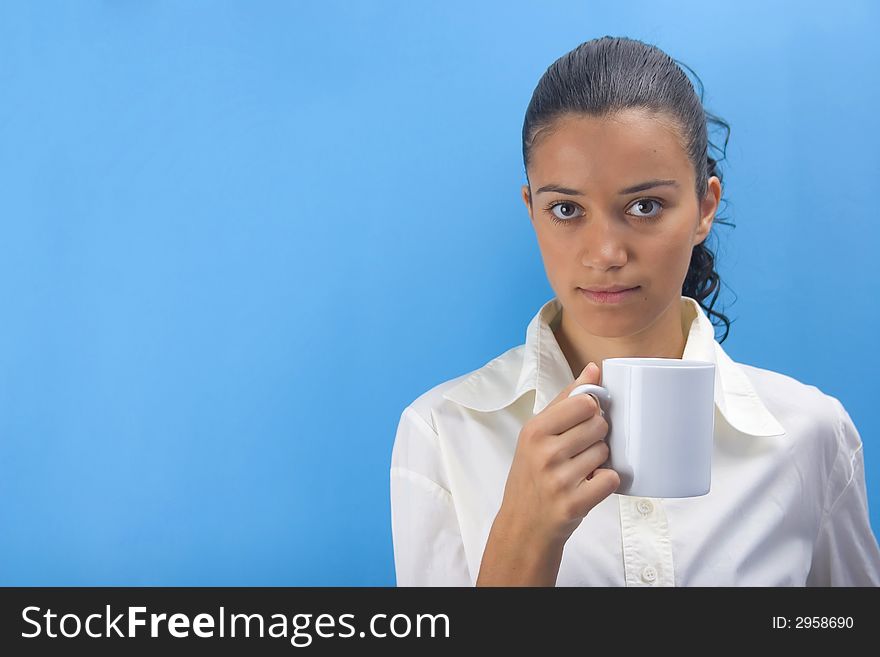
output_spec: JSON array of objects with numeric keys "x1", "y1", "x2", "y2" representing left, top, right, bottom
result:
[
  {"x1": 573, "y1": 361, "x2": 601, "y2": 387},
  {"x1": 581, "y1": 361, "x2": 601, "y2": 385},
  {"x1": 553, "y1": 361, "x2": 601, "y2": 405}
]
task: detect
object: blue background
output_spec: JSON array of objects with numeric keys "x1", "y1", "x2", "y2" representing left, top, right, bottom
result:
[{"x1": 1, "y1": 1, "x2": 877, "y2": 585}]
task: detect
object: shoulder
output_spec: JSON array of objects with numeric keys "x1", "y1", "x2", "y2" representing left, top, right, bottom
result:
[
  {"x1": 735, "y1": 360, "x2": 854, "y2": 445},
  {"x1": 391, "y1": 346, "x2": 524, "y2": 484},
  {"x1": 737, "y1": 361, "x2": 835, "y2": 410},
  {"x1": 402, "y1": 344, "x2": 526, "y2": 433}
]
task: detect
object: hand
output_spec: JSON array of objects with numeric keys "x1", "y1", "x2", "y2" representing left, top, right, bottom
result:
[{"x1": 498, "y1": 362, "x2": 621, "y2": 547}]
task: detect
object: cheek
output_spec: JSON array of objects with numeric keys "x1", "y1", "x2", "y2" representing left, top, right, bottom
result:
[
  {"x1": 534, "y1": 233, "x2": 576, "y2": 289},
  {"x1": 535, "y1": 228, "x2": 571, "y2": 262},
  {"x1": 642, "y1": 232, "x2": 695, "y2": 281}
]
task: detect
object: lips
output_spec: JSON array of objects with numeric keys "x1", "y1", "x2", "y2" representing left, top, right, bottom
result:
[
  {"x1": 580, "y1": 285, "x2": 639, "y2": 293},
  {"x1": 578, "y1": 285, "x2": 641, "y2": 304}
]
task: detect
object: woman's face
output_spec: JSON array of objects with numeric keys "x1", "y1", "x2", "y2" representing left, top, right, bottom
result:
[{"x1": 522, "y1": 108, "x2": 721, "y2": 339}]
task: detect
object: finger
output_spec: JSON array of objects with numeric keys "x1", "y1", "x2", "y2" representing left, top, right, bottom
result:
[
  {"x1": 555, "y1": 439, "x2": 609, "y2": 488},
  {"x1": 551, "y1": 412, "x2": 609, "y2": 461},
  {"x1": 548, "y1": 361, "x2": 600, "y2": 407},
  {"x1": 580, "y1": 467, "x2": 621, "y2": 497},
  {"x1": 567, "y1": 468, "x2": 620, "y2": 518},
  {"x1": 566, "y1": 468, "x2": 622, "y2": 517},
  {"x1": 538, "y1": 391, "x2": 602, "y2": 437}
]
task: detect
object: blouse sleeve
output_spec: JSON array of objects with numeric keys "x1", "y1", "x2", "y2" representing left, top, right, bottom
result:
[
  {"x1": 806, "y1": 398, "x2": 880, "y2": 586},
  {"x1": 390, "y1": 404, "x2": 473, "y2": 586}
]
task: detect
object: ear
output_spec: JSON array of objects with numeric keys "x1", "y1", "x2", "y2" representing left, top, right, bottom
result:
[
  {"x1": 694, "y1": 176, "x2": 721, "y2": 246},
  {"x1": 521, "y1": 184, "x2": 534, "y2": 222}
]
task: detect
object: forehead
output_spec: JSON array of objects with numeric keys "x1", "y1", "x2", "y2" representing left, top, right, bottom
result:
[{"x1": 529, "y1": 109, "x2": 692, "y2": 187}]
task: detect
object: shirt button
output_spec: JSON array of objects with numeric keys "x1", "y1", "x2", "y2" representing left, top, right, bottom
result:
[
  {"x1": 641, "y1": 566, "x2": 658, "y2": 583},
  {"x1": 636, "y1": 499, "x2": 653, "y2": 516}
]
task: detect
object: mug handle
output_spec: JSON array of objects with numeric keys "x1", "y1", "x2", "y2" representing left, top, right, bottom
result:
[{"x1": 567, "y1": 384, "x2": 610, "y2": 416}]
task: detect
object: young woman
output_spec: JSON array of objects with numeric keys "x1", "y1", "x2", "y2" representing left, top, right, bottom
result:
[{"x1": 389, "y1": 36, "x2": 880, "y2": 586}]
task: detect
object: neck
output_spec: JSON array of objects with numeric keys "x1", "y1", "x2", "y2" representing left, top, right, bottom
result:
[{"x1": 553, "y1": 297, "x2": 689, "y2": 379}]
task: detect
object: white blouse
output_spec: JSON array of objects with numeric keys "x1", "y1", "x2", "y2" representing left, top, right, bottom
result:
[{"x1": 389, "y1": 295, "x2": 880, "y2": 586}]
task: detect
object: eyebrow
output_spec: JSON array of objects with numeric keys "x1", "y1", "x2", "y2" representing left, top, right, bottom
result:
[{"x1": 535, "y1": 179, "x2": 680, "y2": 196}]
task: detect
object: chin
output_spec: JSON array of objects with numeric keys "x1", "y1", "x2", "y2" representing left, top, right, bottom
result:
[
  {"x1": 571, "y1": 301, "x2": 650, "y2": 338},
  {"x1": 559, "y1": 287, "x2": 653, "y2": 332},
  {"x1": 582, "y1": 319, "x2": 645, "y2": 339}
]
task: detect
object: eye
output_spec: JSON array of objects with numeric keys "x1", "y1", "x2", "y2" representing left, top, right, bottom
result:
[
  {"x1": 626, "y1": 198, "x2": 664, "y2": 220},
  {"x1": 543, "y1": 201, "x2": 584, "y2": 225}
]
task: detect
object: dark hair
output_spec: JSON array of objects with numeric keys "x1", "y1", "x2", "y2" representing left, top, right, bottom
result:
[{"x1": 522, "y1": 36, "x2": 734, "y2": 342}]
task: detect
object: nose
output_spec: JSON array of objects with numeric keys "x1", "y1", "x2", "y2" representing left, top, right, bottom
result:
[{"x1": 580, "y1": 213, "x2": 628, "y2": 270}]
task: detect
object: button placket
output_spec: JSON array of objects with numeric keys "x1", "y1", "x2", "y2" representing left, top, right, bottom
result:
[{"x1": 619, "y1": 496, "x2": 675, "y2": 586}]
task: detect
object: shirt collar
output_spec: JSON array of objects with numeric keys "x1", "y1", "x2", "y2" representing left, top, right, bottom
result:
[{"x1": 442, "y1": 296, "x2": 786, "y2": 437}]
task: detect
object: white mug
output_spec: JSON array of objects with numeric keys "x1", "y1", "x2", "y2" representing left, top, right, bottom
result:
[{"x1": 567, "y1": 357, "x2": 715, "y2": 498}]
